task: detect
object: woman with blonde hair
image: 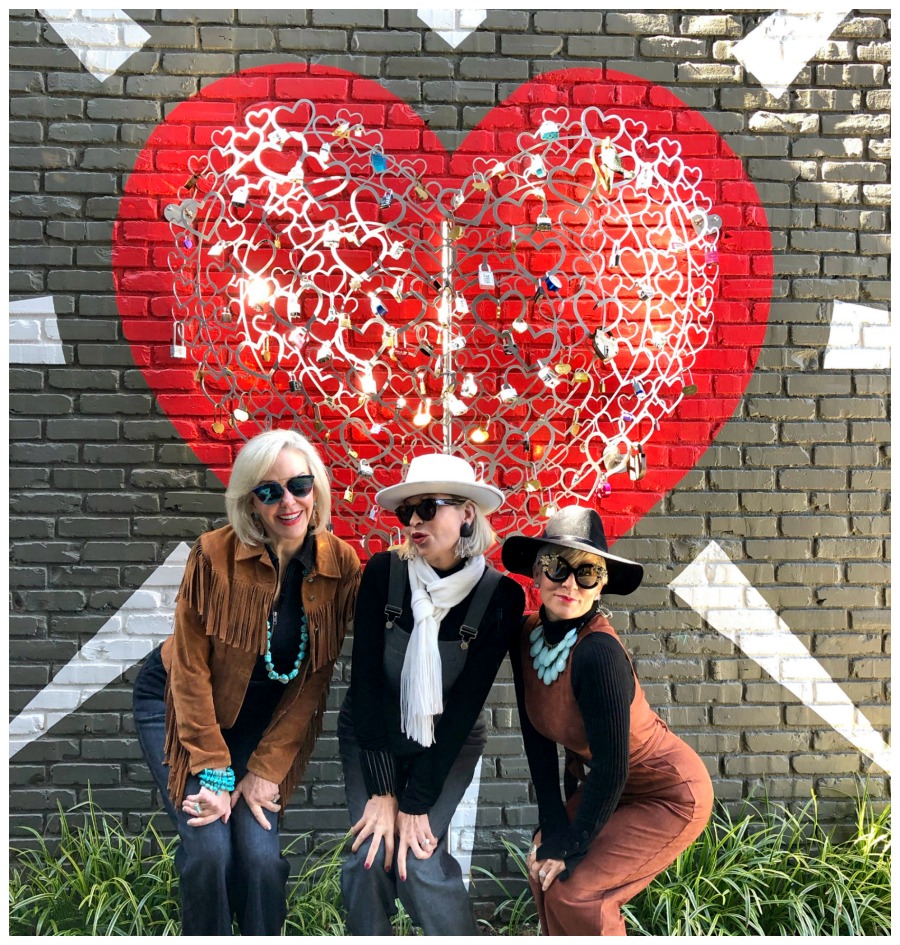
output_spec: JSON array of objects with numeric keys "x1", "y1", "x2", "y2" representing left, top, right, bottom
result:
[
  {"x1": 502, "y1": 506, "x2": 713, "y2": 936},
  {"x1": 132, "y1": 429, "x2": 360, "y2": 934},
  {"x1": 338, "y1": 452, "x2": 525, "y2": 935}
]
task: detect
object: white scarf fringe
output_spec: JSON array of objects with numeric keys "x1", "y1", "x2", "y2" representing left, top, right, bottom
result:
[{"x1": 400, "y1": 554, "x2": 486, "y2": 746}]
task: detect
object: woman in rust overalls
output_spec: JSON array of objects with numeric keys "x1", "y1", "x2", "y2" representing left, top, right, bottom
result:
[{"x1": 503, "y1": 506, "x2": 713, "y2": 936}]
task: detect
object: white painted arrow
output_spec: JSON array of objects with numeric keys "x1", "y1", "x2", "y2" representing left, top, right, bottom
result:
[
  {"x1": 417, "y1": 8, "x2": 487, "y2": 49},
  {"x1": 731, "y1": 10, "x2": 850, "y2": 98},
  {"x1": 823, "y1": 301, "x2": 891, "y2": 371},
  {"x1": 10, "y1": 296, "x2": 66, "y2": 365},
  {"x1": 38, "y1": 8, "x2": 151, "y2": 83},
  {"x1": 9, "y1": 542, "x2": 191, "y2": 758},
  {"x1": 669, "y1": 541, "x2": 891, "y2": 774}
]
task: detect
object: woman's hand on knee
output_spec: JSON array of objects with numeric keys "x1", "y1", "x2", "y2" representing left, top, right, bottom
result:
[
  {"x1": 396, "y1": 811, "x2": 438, "y2": 881},
  {"x1": 526, "y1": 830, "x2": 542, "y2": 874},
  {"x1": 351, "y1": 794, "x2": 398, "y2": 871},
  {"x1": 530, "y1": 856, "x2": 566, "y2": 892},
  {"x1": 182, "y1": 785, "x2": 231, "y2": 827},
  {"x1": 231, "y1": 771, "x2": 281, "y2": 830}
]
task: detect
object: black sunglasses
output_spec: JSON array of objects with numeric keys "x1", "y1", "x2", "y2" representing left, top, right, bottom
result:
[
  {"x1": 538, "y1": 554, "x2": 608, "y2": 590},
  {"x1": 251, "y1": 474, "x2": 315, "y2": 505},
  {"x1": 394, "y1": 497, "x2": 464, "y2": 527}
]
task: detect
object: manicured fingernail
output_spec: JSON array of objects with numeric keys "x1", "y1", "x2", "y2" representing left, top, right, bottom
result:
[{"x1": 364, "y1": 863, "x2": 371, "y2": 871}]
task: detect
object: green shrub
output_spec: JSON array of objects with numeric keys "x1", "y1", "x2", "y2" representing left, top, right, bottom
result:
[{"x1": 9, "y1": 790, "x2": 890, "y2": 936}]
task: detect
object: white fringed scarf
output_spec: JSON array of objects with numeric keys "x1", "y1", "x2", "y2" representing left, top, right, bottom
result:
[{"x1": 401, "y1": 553, "x2": 486, "y2": 746}]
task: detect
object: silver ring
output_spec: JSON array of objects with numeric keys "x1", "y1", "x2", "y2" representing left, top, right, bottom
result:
[
  {"x1": 194, "y1": 802, "x2": 201, "y2": 814},
  {"x1": 422, "y1": 838, "x2": 432, "y2": 847},
  {"x1": 539, "y1": 870, "x2": 548, "y2": 880}
]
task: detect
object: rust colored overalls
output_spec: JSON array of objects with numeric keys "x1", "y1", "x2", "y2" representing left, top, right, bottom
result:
[{"x1": 522, "y1": 614, "x2": 714, "y2": 936}]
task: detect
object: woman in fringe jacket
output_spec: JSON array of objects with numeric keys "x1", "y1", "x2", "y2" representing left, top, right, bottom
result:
[{"x1": 132, "y1": 429, "x2": 360, "y2": 935}]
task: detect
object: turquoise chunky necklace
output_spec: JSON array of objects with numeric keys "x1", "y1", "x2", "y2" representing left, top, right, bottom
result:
[
  {"x1": 529, "y1": 624, "x2": 579, "y2": 685},
  {"x1": 265, "y1": 607, "x2": 309, "y2": 684}
]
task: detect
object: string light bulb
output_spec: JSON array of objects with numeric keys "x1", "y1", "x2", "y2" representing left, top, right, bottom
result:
[
  {"x1": 412, "y1": 398, "x2": 432, "y2": 428},
  {"x1": 469, "y1": 421, "x2": 490, "y2": 444},
  {"x1": 247, "y1": 279, "x2": 272, "y2": 308}
]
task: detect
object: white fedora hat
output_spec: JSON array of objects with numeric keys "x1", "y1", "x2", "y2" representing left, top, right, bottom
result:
[{"x1": 375, "y1": 452, "x2": 504, "y2": 513}]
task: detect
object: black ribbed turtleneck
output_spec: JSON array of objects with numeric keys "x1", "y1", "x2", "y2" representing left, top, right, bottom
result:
[{"x1": 510, "y1": 609, "x2": 636, "y2": 879}]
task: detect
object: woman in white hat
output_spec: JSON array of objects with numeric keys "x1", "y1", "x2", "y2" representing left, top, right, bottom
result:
[
  {"x1": 338, "y1": 452, "x2": 525, "y2": 935},
  {"x1": 502, "y1": 506, "x2": 713, "y2": 936}
]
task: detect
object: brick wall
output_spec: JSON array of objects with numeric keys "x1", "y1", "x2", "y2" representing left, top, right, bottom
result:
[{"x1": 9, "y1": 8, "x2": 890, "y2": 900}]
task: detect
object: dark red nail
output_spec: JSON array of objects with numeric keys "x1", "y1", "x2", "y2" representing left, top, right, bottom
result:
[{"x1": 364, "y1": 863, "x2": 371, "y2": 870}]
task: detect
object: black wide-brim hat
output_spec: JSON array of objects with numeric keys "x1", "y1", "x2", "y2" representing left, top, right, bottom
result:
[{"x1": 502, "y1": 505, "x2": 644, "y2": 596}]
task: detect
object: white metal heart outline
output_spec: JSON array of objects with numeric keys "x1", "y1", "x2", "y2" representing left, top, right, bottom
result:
[{"x1": 165, "y1": 98, "x2": 720, "y2": 553}]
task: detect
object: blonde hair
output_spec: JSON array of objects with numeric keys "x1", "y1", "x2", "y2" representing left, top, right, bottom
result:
[
  {"x1": 397, "y1": 500, "x2": 495, "y2": 561},
  {"x1": 225, "y1": 429, "x2": 332, "y2": 546}
]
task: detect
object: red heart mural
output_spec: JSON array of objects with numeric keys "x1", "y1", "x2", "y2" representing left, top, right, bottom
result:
[{"x1": 112, "y1": 65, "x2": 772, "y2": 556}]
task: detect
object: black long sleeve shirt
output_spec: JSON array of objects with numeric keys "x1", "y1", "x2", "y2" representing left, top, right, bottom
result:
[
  {"x1": 511, "y1": 608, "x2": 635, "y2": 877},
  {"x1": 349, "y1": 551, "x2": 525, "y2": 814}
]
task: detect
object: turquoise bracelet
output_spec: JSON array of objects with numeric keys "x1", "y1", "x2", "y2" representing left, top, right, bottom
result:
[{"x1": 199, "y1": 767, "x2": 235, "y2": 794}]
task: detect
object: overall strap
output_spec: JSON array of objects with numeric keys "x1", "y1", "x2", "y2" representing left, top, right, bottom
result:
[
  {"x1": 458, "y1": 567, "x2": 502, "y2": 650},
  {"x1": 384, "y1": 551, "x2": 405, "y2": 629}
]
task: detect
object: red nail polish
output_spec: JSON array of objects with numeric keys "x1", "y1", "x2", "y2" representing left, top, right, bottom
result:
[{"x1": 364, "y1": 863, "x2": 371, "y2": 871}]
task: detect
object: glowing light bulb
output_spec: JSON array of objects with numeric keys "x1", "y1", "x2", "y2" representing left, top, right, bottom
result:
[
  {"x1": 413, "y1": 398, "x2": 432, "y2": 428},
  {"x1": 247, "y1": 279, "x2": 272, "y2": 308},
  {"x1": 469, "y1": 422, "x2": 490, "y2": 444},
  {"x1": 360, "y1": 364, "x2": 377, "y2": 395}
]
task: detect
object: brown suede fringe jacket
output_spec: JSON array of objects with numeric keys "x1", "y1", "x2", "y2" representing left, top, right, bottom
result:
[{"x1": 160, "y1": 524, "x2": 361, "y2": 807}]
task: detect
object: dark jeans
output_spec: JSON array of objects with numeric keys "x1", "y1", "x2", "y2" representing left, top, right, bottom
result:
[{"x1": 132, "y1": 649, "x2": 289, "y2": 936}]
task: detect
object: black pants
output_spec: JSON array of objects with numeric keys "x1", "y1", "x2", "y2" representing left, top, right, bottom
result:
[{"x1": 132, "y1": 647, "x2": 289, "y2": 936}]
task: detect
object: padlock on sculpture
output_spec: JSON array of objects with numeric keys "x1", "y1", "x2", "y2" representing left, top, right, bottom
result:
[
  {"x1": 478, "y1": 263, "x2": 495, "y2": 289},
  {"x1": 170, "y1": 322, "x2": 187, "y2": 359}
]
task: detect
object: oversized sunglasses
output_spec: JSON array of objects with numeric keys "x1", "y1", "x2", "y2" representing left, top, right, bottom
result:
[
  {"x1": 394, "y1": 497, "x2": 464, "y2": 526},
  {"x1": 251, "y1": 474, "x2": 315, "y2": 505},
  {"x1": 538, "y1": 554, "x2": 608, "y2": 589}
]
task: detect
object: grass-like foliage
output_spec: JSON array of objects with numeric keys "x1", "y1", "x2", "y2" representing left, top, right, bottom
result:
[{"x1": 9, "y1": 790, "x2": 890, "y2": 936}]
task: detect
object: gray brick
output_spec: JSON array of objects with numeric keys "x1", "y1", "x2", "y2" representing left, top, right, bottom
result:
[
  {"x1": 790, "y1": 230, "x2": 856, "y2": 253},
  {"x1": 10, "y1": 492, "x2": 82, "y2": 514},
  {"x1": 817, "y1": 64, "x2": 885, "y2": 87},
  {"x1": 124, "y1": 75, "x2": 198, "y2": 98},
  {"x1": 9, "y1": 96, "x2": 85, "y2": 119},
  {"x1": 821, "y1": 113, "x2": 890, "y2": 136},
  {"x1": 426, "y1": 30, "x2": 495, "y2": 53},
  {"x1": 459, "y1": 57, "x2": 529, "y2": 81},
  {"x1": 749, "y1": 111, "x2": 819, "y2": 135},
  {"x1": 162, "y1": 52, "x2": 236, "y2": 74},
  {"x1": 791, "y1": 89, "x2": 860, "y2": 111},
  {"x1": 641, "y1": 36, "x2": 707, "y2": 57},
  {"x1": 88, "y1": 98, "x2": 162, "y2": 121},
  {"x1": 822, "y1": 161, "x2": 887, "y2": 183},
  {"x1": 534, "y1": 11, "x2": 602, "y2": 33},
  {"x1": 606, "y1": 12, "x2": 673, "y2": 34},
  {"x1": 792, "y1": 278, "x2": 860, "y2": 300},
  {"x1": 724, "y1": 135, "x2": 789, "y2": 157},
  {"x1": 278, "y1": 29, "x2": 347, "y2": 52},
  {"x1": 199, "y1": 26, "x2": 275, "y2": 49},
  {"x1": 9, "y1": 146, "x2": 76, "y2": 169},
  {"x1": 45, "y1": 72, "x2": 125, "y2": 94},
  {"x1": 748, "y1": 159, "x2": 816, "y2": 181},
  {"x1": 567, "y1": 36, "x2": 637, "y2": 58},
  {"x1": 10, "y1": 120, "x2": 44, "y2": 144},
  {"x1": 680, "y1": 15, "x2": 742, "y2": 37},
  {"x1": 608, "y1": 60, "x2": 676, "y2": 83},
  {"x1": 353, "y1": 30, "x2": 421, "y2": 53},
  {"x1": 423, "y1": 80, "x2": 494, "y2": 104},
  {"x1": 502, "y1": 35, "x2": 563, "y2": 56},
  {"x1": 312, "y1": 9, "x2": 385, "y2": 27}
]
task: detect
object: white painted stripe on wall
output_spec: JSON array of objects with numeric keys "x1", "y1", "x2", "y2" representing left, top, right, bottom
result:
[
  {"x1": 9, "y1": 542, "x2": 191, "y2": 758},
  {"x1": 416, "y1": 9, "x2": 487, "y2": 49},
  {"x1": 669, "y1": 541, "x2": 891, "y2": 774},
  {"x1": 731, "y1": 11, "x2": 850, "y2": 98},
  {"x1": 37, "y1": 8, "x2": 151, "y2": 82},
  {"x1": 448, "y1": 755, "x2": 483, "y2": 888},
  {"x1": 9, "y1": 296, "x2": 66, "y2": 365},
  {"x1": 823, "y1": 301, "x2": 891, "y2": 370}
]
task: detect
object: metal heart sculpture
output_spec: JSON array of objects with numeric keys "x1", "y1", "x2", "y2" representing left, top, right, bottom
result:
[{"x1": 113, "y1": 65, "x2": 772, "y2": 556}]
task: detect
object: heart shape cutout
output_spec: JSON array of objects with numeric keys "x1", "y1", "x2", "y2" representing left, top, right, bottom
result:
[{"x1": 113, "y1": 65, "x2": 772, "y2": 553}]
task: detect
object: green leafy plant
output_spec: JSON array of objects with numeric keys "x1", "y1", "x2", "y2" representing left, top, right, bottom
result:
[{"x1": 10, "y1": 789, "x2": 890, "y2": 936}]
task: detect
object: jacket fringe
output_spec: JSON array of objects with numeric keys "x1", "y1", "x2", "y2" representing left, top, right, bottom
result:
[
  {"x1": 178, "y1": 540, "x2": 272, "y2": 655},
  {"x1": 277, "y1": 686, "x2": 328, "y2": 812},
  {"x1": 163, "y1": 669, "x2": 193, "y2": 806}
]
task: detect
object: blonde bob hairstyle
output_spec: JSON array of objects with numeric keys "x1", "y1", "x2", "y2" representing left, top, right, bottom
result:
[
  {"x1": 225, "y1": 429, "x2": 332, "y2": 547},
  {"x1": 532, "y1": 543, "x2": 608, "y2": 591},
  {"x1": 396, "y1": 500, "x2": 495, "y2": 562}
]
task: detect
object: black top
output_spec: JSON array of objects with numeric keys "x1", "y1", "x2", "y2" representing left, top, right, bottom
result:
[
  {"x1": 510, "y1": 607, "x2": 635, "y2": 877},
  {"x1": 349, "y1": 551, "x2": 526, "y2": 815}
]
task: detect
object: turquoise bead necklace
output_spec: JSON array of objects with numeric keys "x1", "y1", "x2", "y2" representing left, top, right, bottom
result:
[
  {"x1": 529, "y1": 624, "x2": 579, "y2": 685},
  {"x1": 265, "y1": 599, "x2": 309, "y2": 684}
]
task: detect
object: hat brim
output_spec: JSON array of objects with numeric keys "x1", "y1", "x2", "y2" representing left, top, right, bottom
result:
[
  {"x1": 376, "y1": 479, "x2": 504, "y2": 514},
  {"x1": 502, "y1": 535, "x2": 643, "y2": 596}
]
